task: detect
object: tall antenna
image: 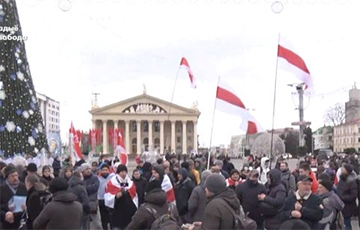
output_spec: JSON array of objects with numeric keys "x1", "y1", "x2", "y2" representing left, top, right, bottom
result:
[{"x1": 92, "y1": 92, "x2": 100, "y2": 109}]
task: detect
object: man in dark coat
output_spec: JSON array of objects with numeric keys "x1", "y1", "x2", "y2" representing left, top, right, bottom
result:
[
  {"x1": 280, "y1": 161, "x2": 296, "y2": 197},
  {"x1": 125, "y1": 179, "x2": 180, "y2": 230},
  {"x1": 132, "y1": 168, "x2": 148, "y2": 206},
  {"x1": 33, "y1": 177, "x2": 83, "y2": 229},
  {"x1": 337, "y1": 163, "x2": 357, "y2": 230},
  {"x1": 202, "y1": 174, "x2": 240, "y2": 230},
  {"x1": 0, "y1": 164, "x2": 27, "y2": 230},
  {"x1": 236, "y1": 169, "x2": 266, "y2": 230},
  {"x1": 258, "y1": 169, "x2": 286, "y2": 230},
  {"x1": 279, "y1": 174, "x2": 323, "y2": 229},
  {"x1": 175, "y1": 168, "x2": 196, "y2": 223}
]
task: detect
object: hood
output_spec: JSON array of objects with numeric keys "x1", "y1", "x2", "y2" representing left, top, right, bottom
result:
[
  {"x1": 144, "y1": 188, "x2": 167, "y2": 206},
  {"x1": 153, "y1": 164, "x2": 165, "y2": 181},
  {"x1": 346, "y1": 171, "x2": 357, "y2": 182},
  {"x1": 268, "y1": 169, "x2": 282, "y2": 186},
  {"x1": 68, "y1": 176, "x2": 83, "y2": 187},
  {"x1": 212, "y1": 187, "x2": 240, "y2": 211},
  {"x1": 142, "y1": 162, "x2": 152, "y2": 172},
  {"x1": 194, "y1": 158, "x2": 203, "y2": 165},
  {"x1": 52, "y1": 190, "x2": 77, "y2": 203},
  {"x1": 261, "y1": 157, "x2": 270, "y2": 169},
  {"x1": 319, "y1": 191, "x2": 344, "y2": 211}
]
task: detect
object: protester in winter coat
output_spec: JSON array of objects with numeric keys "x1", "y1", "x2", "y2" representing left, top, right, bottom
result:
[
  {"x1": 201, "y1": 174, "x2": 240, "y2": 230},
  {"x1": 41, "y1": 166, "x2": 54, "y2": 184},
  {"x1": 68, "y1": 171, "x2": 91, "y2": 228},
  {"x1": 97, "y1": 163, "x2": 114, "y2": 230},
  {"x1": 132, "y1": 168, "x2": 148, "y2": 206},
  {"x1": 175, "y1": 168, "x2": 196, "y2": 223},
  {"x1": 226, "y1": 169, "x2": 242, "y2": 190},
  {"x1": 181, "y1": 161, "x2": 197, "y2": 183},
  {"x1": 0, "y1": 161, "x2": 7, "y2": 185},
  {"x1": 142, "y1": 162, "x2": 153, "y2": 181},
  {"x1": 163, "y1": 160, "x2": 176, "y2": 186},
  {"x1": 194, "y1": 158, "x2": 204, "y2": 174},
  {"x1": 20, "y1": 163, "x2": 38, "y2": 183},
  {"x1": 236, "y1": 169, "x2": 266, "y2": 229},
  {"x1": 257, "y1": 157, "x2": 270, "y2": 184},
  {"x1": 258, "y1": 169, "x2": 286, "y2": 230},
  {"x1": 188, "y1": 160, "x2": 201, "y2": 185},
  {"x1": 317, "y1": 173, "x2": 344, "y2": 230},
  {"x1": 0, "y1": 164, "x2": 28, "y2": 230},
  {"x1": 188, "y1": 170, "x2": 212, "y2": 222},
  {"x1": 33, "y1": 178, "x2": 82, "y2": 229},
  {"x1": 59, "y1": 166, "x2": 73, "y2": 181},
  {"x1": 239, "y1": 164, "x2": 250, "y2": 180},
  {"x1": 280, "y1": 161, "x2": 296, "y2": 197},
  {"x1": 279, "y1": 175, "x2": 323, "y2": 230},
  {"x1": 337, "y1": 164, "x2": 358, "y2": 230},
  {"x1": 299, "y1": 163, "x2": 318, "y2": 194},
  {"x1": 51, "y1": 156, "x2": 61, "y2": 178},
  {"x1": 25, "y1": 174, "x2": 44, "y2": 229},
  {"x1": 125, "y1": 179, "x2": 180, "y2": 230},
  {"x1": 79, "y1": 163, "x2": 102, "y2": 230},
  {"x1": 213, "y1": 160, "x2": 229, "y2": 179}
]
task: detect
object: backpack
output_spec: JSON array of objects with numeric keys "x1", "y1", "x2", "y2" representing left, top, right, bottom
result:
[
  {"x1": 145, "y1": 203, "x2": 181, "y2": 230},
  {"x1": 217, "y1": 199, "x2": 257, "y2": 230},
  {"x1": 332, "y1": 210, "x2": 345, "y2": 230},
  {"x1": 38, "y1": 190, "x2": 53, "y2": 208}
]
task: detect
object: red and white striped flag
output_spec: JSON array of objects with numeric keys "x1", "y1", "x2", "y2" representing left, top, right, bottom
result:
[
  {"x1": 180, "y1": 57, "x2": 196, "y2": 88},
  {"x1": 69, "y1": 122, "x2": 84, "y2": 162},
  {"x1": 216, "y1": 79, "x2": 264, "y2": 134},
  {"x1": 278, "y1": 37, "x2": 314, "y2": 90},
  {"x1": 104, "y1": 174, "x2": 138, "y2": 209},
  {"x1": 115, "y1": 129, "x2": 128, "y2": 166}
]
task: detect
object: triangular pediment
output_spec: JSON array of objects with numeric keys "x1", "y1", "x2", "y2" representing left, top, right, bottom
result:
[{"x1": 90, "y1": 94, "x2": 200, "y2": 116}]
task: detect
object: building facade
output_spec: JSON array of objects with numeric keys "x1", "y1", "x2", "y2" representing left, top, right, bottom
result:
[
  {"x1": 313, "y1": 126, "x2": 333, "y2": 150},
  {"x1": 89, "y1": 92, "x2": 200, "y2": 155},
  {"x1": 36, "y1": 92, "x2": 60, "y2": 134},
  {"x1": 345, "y1": 86, "x2": 360, "y2": 123},
  {"x1": 333, "y1": 119, "x2": 360, "y2": 153}
]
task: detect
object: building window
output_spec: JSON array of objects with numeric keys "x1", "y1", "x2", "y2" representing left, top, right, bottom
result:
[
  {"x1": 154, "y1": 121, "x2": 160, "y2": 132},
  {"x1": 187, "y1": 136, "x2": 191, "y2": 143},
  {"x1": 177, "y1": 125, "x2": 181, "y2": 133},
  {"x1": 177, "y1": 137, "x2": 181, "y2": 143},
  {"x1": 132, "y1": 122, "x2": 137, "y2": 132},
  {"x1": 143, "y1": 121, "x2": 148, "y2": 132},
  {"x1": 188, "y1": 126, "x2": 192, "y2": 133},
  {"x1": 358, "y1": 137, "x2": 360, "y2": 143}
]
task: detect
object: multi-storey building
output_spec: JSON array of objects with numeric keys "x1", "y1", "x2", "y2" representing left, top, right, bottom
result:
[{"x1": 36, "y1": 92, "x2": 60, "y2": 134}]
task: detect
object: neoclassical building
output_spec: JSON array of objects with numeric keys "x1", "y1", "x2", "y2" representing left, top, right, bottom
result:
[{"x1": 89, "y1": 91, "x2": 200, "y2": 155}]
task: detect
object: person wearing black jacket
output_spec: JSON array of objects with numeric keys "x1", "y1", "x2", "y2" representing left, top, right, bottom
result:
[
  {"x1": 236, "y1": 169, "x2": 266, "y2": 230},
  {"x1": 279, "y1": 175, "x2": 323, "y2": 229},
  {"x1": 258, "y1": 169, "x2": 286, "y2": 230},
  {"x1": 175, "y1": 168, "x2": 196, "y2": 224},
  {"x1": 25, "y1": 174, "x2": 43, "y2": 229},
  {"x1": 132, "y1": 169, "x2": 148, "y2": 206}
]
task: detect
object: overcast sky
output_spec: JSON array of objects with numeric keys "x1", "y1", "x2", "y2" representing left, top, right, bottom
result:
[{"x1": 16, "y1": 0, "x2": 360, "y2": 147}]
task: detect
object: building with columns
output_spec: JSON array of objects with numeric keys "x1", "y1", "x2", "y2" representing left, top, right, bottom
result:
[{"x1": 89, "y1": 92, "x2": 200, "y2": 155}]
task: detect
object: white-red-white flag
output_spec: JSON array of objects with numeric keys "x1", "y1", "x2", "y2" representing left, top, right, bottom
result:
[
  {"x1": 278, "y1": 37, "x2": 314, "y2": 91},
  {"x1": 180, "y1": 57, "x2": 196, "y2": 88},
  {"x1": 69, "y1": 122, "x2": 84, "y2": 161},
  {"x1": 216, "y1": 79, "x2": 264, "y2": 134},
  {"x1": 115, "y1": 129, "x2": 128, "y2": 166}
]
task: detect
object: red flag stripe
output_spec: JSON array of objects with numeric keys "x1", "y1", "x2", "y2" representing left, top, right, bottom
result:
[
  {"x1": 278, "y1": 45, "x2": 310, "y2": 75},
  {"x1": 216, "y1": 86, "x2": 246, "y2": 109},
  {"x1": 247, "y1": 121, "x2": 258, "y2": 135},
  {"x1": 180, "y1": 57, "x2": 196, "y2": 88}
]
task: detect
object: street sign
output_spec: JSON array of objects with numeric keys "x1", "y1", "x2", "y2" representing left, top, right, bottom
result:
[{"x1": 291, "y1": 121, "x2": 312, "y2": 126}]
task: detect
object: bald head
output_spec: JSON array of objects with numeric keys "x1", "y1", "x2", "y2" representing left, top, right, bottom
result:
[{"x1": 163, "y1": 161, "x2": 170, "y2": 169}]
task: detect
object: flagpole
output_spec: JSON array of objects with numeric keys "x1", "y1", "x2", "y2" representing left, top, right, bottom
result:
[
  {"x1": 167, "y1": 68, "x2": 180, "y2": 121},
  {"x1": 207, "y1": 75, "x2": 220, "y2": 170},
  {"x1": 269, "y1": 33, "x2": 281, "y2": 169}
]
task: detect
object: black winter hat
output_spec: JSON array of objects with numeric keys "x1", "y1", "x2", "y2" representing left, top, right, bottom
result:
[
  {"x1": 4, "y1": 165, "x2": 17, "y2": 178},
  {"x1": 49, "y1": 177, "x2": 69, "y2": 194},
  {"x1": 230, "y1": 169, "x2": 240, "y2": 177},
  {"x1": 152, "y1": 164, "x2": 165, "y2": 181},
  {"x1": 145, "y1": 179, "x2": 162, "y2": 194},
  {"x1": 318, "y1": 176, "x2": 333, "y2": 191},
  {"x1": 343, "y1": 164, "x2": 353, "y2": 174},
  {"x1": 27, "y1": 163, "x2": 37, "y2": 173},
  {"x1": 116, "y1": 164, "x2": 128, "y2": 174},
  {"x1": 180, "y1": 162, "x2": 190, "y2": 170}
]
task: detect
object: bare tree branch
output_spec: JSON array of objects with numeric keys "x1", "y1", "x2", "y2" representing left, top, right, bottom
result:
[{"x1": 324, "y1": 103, "x2": 345, "y2": 126}]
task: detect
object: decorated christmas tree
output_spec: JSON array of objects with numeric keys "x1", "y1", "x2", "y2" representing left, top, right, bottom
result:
[{"x1": 0, "y1": 0, "x2": 47, "y2": 157}]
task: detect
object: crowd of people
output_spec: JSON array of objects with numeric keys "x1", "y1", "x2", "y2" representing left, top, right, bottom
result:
[{"x1": 0, "y1": 152, "x2": 360, "y2": 230}]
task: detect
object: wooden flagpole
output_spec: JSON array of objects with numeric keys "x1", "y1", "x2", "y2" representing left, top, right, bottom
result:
[
  {"x1": 207, "y1": 75, "x2": 220, "y2": 170},
  {"x1": 269, "y1": 33, "x2": 281, "y2": 169}
]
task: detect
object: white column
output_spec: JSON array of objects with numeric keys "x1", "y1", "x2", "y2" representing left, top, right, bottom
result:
[
  {"x1": 114, "y1": 120, "x2": 118, "y2": 130},
  {"x1": 92, "y1": 120, "x2": 96, "y2": 129},
  {"x1": 171, "y1": 121, "x2": 176, "y2": 153},
  {"x1": 182, "y1": 121, "x2": 187, "y2": 154},
  {"x1": 160, "y1": 121, "x2": 164, "y2": 155},
  {"x1": 148, "y1": 120, "x2": 153, "y2": 150},
  {"x1": 125, "y1": 120, "x2": 130, "y2": 154},
  {"x1": 102, "y1": 120, "x2": 108, "y2": 154},
  {"x1": 137, "y1": 120, "x2": 141, "y2": 154},
  {"x1": 193, "y1": 121, "x2": 198, "y2": 153}
]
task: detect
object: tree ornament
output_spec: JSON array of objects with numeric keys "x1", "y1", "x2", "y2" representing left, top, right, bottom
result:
[{"x1": 5, "y1": 121, "x2": 16, "y2": 132}]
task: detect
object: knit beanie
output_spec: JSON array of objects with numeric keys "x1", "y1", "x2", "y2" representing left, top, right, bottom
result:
[
  {"x1": 49, "y1": 177, "x2": 69, "y2": 194},
  {"x1": 230, "y1": 169, "x2": 240, "y2": 177},
  {"x1": 79, "y1": 163, "x2": 91, "y2": 172},
  {"x1": 178, "y1": 168, "x2": 188, "y2": 180},
  {"x1": 4, "y1": 165, "x2": 17, "y2": 178},
  {"x1": 343, "y1": 164, "x2": 353, "y2": 174},
  {"x1": 201, "y1": 170, "x2": 212, "y2": 182},
  {"x1": 116, "y1": 164, "x2": 128, "y2": 174},
  {"x1": 145, "y1": 179, "x2": 162, "y2": 194},
  {"x1": 280, "y1": 220, "x2": 310, "y2": 230},
  {"x1": 205, "y1": 173, "x2": 226, "y2": 195},
  {"x1": 181, "y1": 162, "x2": 190, "y2": 171},
  {"x1": 100, "y1": 163, "x2": 110, "y2": 170},
  {"x1": 27, "y1": 163, "x2": 37, "y2": 173}
]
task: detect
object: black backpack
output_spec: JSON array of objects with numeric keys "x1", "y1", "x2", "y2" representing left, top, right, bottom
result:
[{"x1": 145, "y1": 203, "x2": 181, "y2": 230}]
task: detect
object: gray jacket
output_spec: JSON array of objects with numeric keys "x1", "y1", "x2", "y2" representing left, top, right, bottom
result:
[
  {"x1": 84, "y1": 174, "x2": 100, "y2": 213},
  {"x1": 188, "y1": 183, "x2": 207, "y2": 222}
]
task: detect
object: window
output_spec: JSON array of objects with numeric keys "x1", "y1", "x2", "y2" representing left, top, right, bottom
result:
[
  {"x1": 188, "y1": 126, "x2": 192, "y2": 133},
  {"x1": 154, "y1": 121, "x2": 160, "y2": 132},
  {"x1": 177, "y1": 125, "x2": 181, "y2": 133},
  {"x1": 187, "y1": 136, "x2": 191, "y2": 143},
  {"x1": 132, "y1": 122, "x2": 137, "y2": 132},
  {"x1": 143, "y1": 121, "x2": 148, "y2": 132},
  {"x1": 358, "y1": 137, "x2": 360, "y2": 143},
  {"x1": 177, "y1": 137, "x2": 181, "y2": 143}
]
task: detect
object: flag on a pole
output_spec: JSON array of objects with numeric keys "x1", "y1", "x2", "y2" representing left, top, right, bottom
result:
[
  {"x1": 278, "y1": 37, "x2": 314, "y2": 90},
  {"x1": 115, "y1": 128, "x2": 128, "y2": 166},
  {"x1": 70, "y1": 122, "x2": 84, "y2": 161},
  {"x1": 180, "y1": 57, "x2": 196, "y2": 88},
  {"x1": 216, "y1": 79, "x2": 264, "y2": 134}
]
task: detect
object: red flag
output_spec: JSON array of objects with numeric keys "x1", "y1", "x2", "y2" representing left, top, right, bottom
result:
[
  {"x1": 115, "y1": 128, "x2": 128, "y2": 166},
  {"x1": 70, "y1": 122, "x2": 84, "y2": 160},
  {"x1": 216, "y1": 78, "x2": 264, "y2": 134},
  {"x1": 278, "y1": 37, "x2": 314, "y2": 90},
  {"x1": 180, "y1": 57, "x2": 196, "y2": 88}
]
